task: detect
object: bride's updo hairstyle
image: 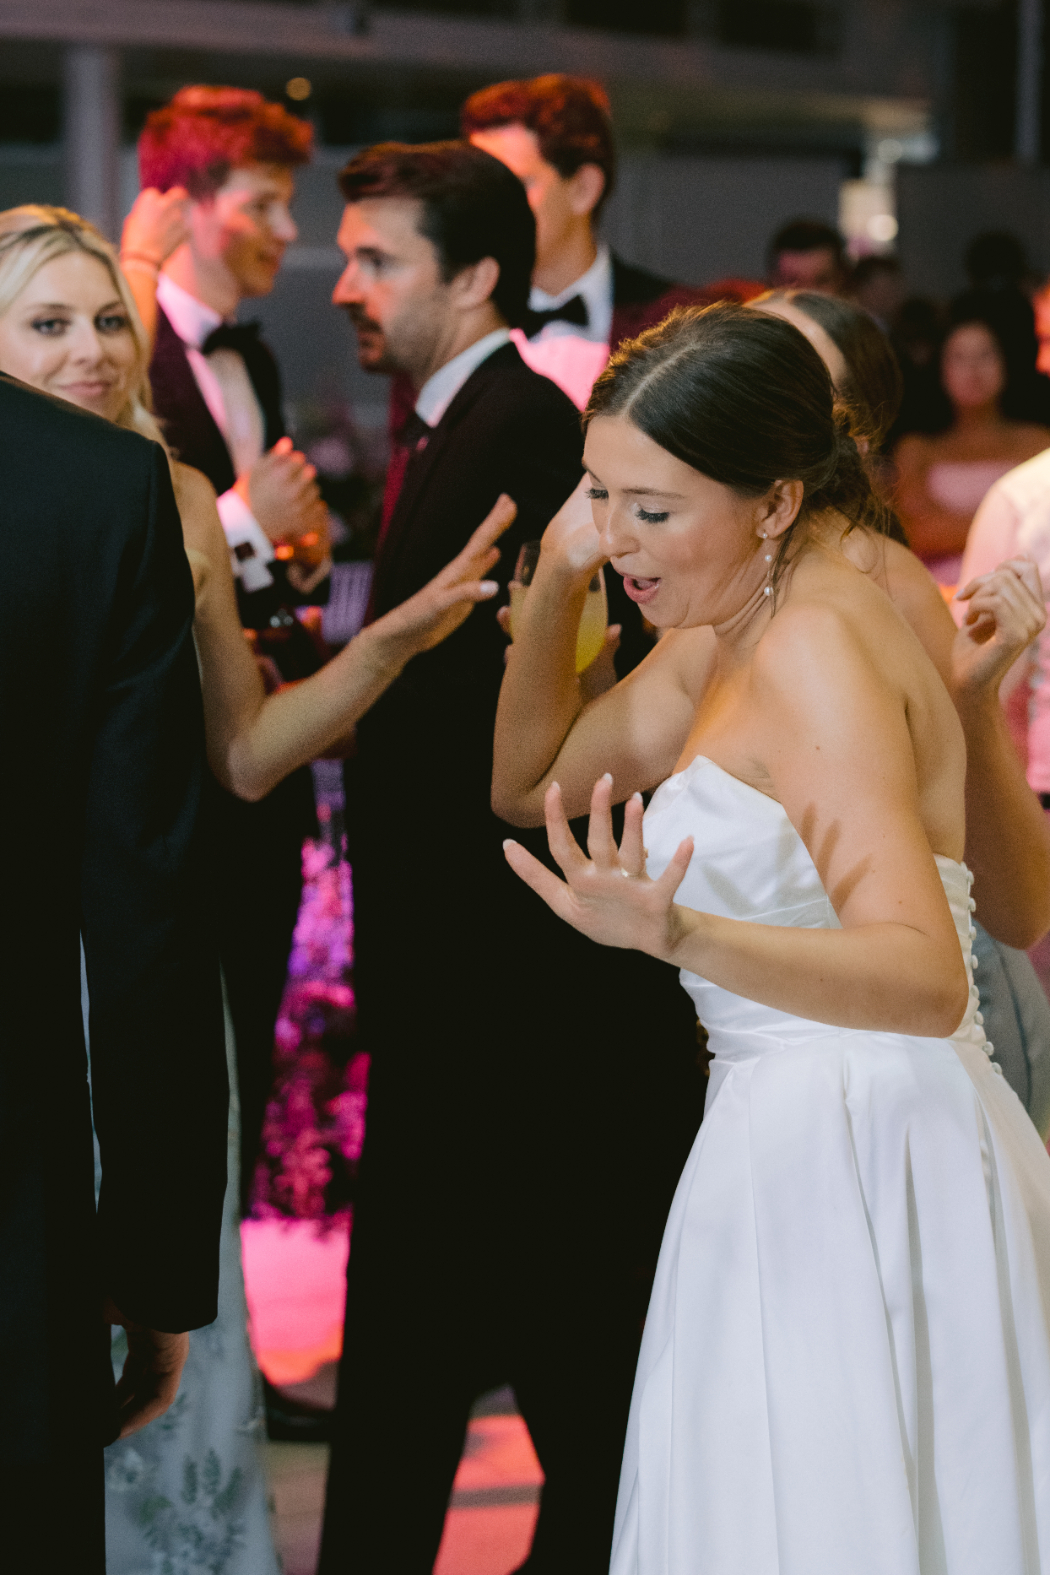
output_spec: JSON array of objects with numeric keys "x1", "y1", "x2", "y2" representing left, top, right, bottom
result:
[{"x1": 585, "y1": 301, "x2": 887, "y2": 602}]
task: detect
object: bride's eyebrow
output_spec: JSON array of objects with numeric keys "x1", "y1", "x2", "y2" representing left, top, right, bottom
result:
[{"x1": 622, "y1": 487, "x2": 686, "y2": 499}]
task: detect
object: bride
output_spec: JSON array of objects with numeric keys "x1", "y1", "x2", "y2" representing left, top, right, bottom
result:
[{"x1": 493, "y1": 303, "x2": 1050, "y2": 1572}]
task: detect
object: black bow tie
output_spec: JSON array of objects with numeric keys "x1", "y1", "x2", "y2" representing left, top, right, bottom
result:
[
  {"x1": 201, "y1": 321, "x2": 261, "y2": 357},
  {"x1": 522, "y1": 294, "x2": 589, "y2": 339}
]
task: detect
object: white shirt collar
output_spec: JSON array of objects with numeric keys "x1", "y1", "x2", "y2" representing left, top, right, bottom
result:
[
  {"x1": 415, "y1": 328, "x2": 512, "y2": 428},
  {"x1": 528, "y1": 244, "x2": 612, "y2": 344},
  {"x1": 156, "y1": 272, "x2": 224, "y2": 350}
]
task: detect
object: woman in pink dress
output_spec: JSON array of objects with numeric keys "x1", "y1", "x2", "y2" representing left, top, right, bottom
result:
[{"x1": 894, "y1": 308, "x2": 1049, "y2": 585}]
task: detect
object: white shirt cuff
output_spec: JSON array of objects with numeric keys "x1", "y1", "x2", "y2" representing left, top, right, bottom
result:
[{"x1": 216, "y1": 489, "x2": 275, "y2": 593}]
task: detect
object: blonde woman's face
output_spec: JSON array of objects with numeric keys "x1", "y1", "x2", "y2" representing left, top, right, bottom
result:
[{"x1": 0, "y1": 250, "x2": 139, "y2": 421}]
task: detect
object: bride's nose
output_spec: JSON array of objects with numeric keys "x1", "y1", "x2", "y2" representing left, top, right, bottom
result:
[{"x1": 600, "y1": 505, "x2": 638, "y2": 560}]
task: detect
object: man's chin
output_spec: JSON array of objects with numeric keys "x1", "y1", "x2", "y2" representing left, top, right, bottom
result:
[
  {"x1": 236, "y1": 264, "x2": 282, "y2": 299},
  {"x1": 355, "y1": 339, "x2": 397, "y2": 375}
]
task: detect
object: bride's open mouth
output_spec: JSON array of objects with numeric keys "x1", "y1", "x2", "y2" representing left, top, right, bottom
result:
[{"x1": 622, "y1": 574, "x2": 661, "y2": 604}]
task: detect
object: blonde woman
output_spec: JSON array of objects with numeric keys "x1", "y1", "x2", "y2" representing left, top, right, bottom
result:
[{"x1": 0, "y1": 205, "x2": 510, "y2": 1574}]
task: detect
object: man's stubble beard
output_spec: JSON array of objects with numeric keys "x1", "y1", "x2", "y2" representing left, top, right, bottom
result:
[{"x1": 346, "y1": 291, "x2": 449, "y2": 384}]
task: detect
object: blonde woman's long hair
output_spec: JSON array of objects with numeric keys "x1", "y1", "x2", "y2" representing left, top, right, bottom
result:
[{"x1": 0, "y1": 204, "x2": 166, "y2": 447}]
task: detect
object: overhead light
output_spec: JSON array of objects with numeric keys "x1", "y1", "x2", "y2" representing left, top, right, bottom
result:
[{"x1": 286, "y1": 77, "x2": 312, "y2": 102}]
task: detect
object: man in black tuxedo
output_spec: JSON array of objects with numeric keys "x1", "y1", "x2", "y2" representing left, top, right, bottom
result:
[
  {"x1": 463, "y1": 74, "x2": 717, "y2": 357},
  {"x1": 319, "y1": 142, "x2": 702, "y2": 1574},
  {"x1": 0, "y1": 377, "x2": 228, "y2": 1569},
  {"x1": 136, "y1": 86, "x2": 328, "y2": 1209}
]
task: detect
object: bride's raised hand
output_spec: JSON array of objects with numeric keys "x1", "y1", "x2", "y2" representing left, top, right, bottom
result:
[
  {"x1": 504, "y1": 774, "x2": 694, "y2": 959},
  {"x1": 539, "y1": 472, "x2": 606, "y2": 583},
  {"x1": 370, "y1": 493, "x2": 516, "y2": 659}
]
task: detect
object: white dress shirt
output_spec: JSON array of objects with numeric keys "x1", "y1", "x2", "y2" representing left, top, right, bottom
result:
[
  {"x1": 528, "y1": 244, "x2": 613, "y2": 345},
  {"x1": 414, "y1": 328, "x2": 512, "y2": 427},
  {"x1": 156, "y1": 272, "x2": 275, "y2": 589}
]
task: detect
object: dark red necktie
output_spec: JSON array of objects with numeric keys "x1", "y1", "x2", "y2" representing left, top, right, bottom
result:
[
  {"x1": 366, "y1": 410, "x2": 432, "y2": 625},
  {"x1": 377, "y1": 409, "x2": 432, "y2": 548}
]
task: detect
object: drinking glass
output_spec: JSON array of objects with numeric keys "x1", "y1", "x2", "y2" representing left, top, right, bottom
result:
[{"x1": 508, "y1": 540, "x2": 607, "y2": 674}]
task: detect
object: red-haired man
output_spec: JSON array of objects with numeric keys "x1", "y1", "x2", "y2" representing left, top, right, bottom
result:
[
  {"x1": 133, "y1": 87, "x2": 325, "y2": 1221},
  {"x1": 462, "y1": 74, "x2": 720, "y2": 355},
  {"x1": 135, "y1": 86, "x2": 325, "y2": 598}
]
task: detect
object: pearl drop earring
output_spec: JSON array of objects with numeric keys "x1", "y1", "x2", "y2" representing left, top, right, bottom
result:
[{"x1": 758, "y1": 532, "x2": 773, "y2": 596}]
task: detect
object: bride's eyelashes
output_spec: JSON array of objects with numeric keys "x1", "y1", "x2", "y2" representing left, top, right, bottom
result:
[{"x1": 585, "y1": 486, "x2": 669, "y2": 524}]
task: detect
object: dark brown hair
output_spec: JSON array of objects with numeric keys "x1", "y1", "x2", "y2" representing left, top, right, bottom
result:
[
  {"x1": 461, "y1": 74, "x2": 615, "y2": 212},
  {"x1": 586, "y1": 303, "x2": 887, "y2": 601},
  {"x1": 761, "y1": 289, "x2": 904, "y2": 449},
  {"x1": 139, "y1": 86, "x2": 312, "y2": 199},
  {"x1": 338, "y1": 141, "x2": 534, "y2": 328},
  {"x1": 767, "y1": 217, "x2": 846, "y2": 275}
]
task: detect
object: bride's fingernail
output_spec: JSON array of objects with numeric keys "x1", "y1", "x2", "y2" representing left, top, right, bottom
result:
[
  {"x1": 632, "y1": 792, "x2": 643, "y2": 803},
  {"x1": 479, "y1": 581, "x2": 498, "y2": 594},
  {"x1": 503, "y1": 839, "x2": 517, "y2": 850},
  {"x1": 602, "y1": 772, "x2": 613, "y2": 783}
]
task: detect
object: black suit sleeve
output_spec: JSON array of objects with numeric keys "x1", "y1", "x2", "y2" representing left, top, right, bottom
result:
[{"x1": 81, "y1": 445, "x2": 228, "y2": 1333}]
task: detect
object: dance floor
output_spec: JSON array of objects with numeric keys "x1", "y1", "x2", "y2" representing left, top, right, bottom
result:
[{"x1": 242, "y1": 1218, "x2": 544, "y2": 1574}]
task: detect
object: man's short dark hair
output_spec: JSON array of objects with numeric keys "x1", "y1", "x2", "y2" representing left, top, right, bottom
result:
[
  {"x1": 460, "y1": 74, "x2": 615, "y2": 211},
  {"x1": 767, "y1": 218, "x2": 847, "y2": 273},
  {"x1": 338, "y1": 141, "x2": 535, "y2": 328}
]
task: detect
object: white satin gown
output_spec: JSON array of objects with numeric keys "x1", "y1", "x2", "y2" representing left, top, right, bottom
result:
[{"x1": 612, "y1": 754, "x2": 1050, "y2": 1575}]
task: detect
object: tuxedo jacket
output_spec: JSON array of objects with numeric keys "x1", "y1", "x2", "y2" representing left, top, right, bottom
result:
[
  {"x1": 148, "y1": 304, "x2": 315, "y2": 900},
  {"x1": 609, "y1": 252, "x2": 726, "y2": 350},
  {"x1": 344, "y1": 343, "x2": 701, "y2": 1215},
  {"x1": 150, "y1": 305, "x2": 285, "y2": 497},
  {"x1": 0, "y1": 379, "x2": 227, "y2": 1529},
  {"x1": 149, "y1": 306, "x2": 323, "y2": 645},
  {"x1": 352, "y1": 342, "x2": 581, "y2": 848}
]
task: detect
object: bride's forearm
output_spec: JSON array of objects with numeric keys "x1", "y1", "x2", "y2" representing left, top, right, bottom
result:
[
  {"x1": 662, "y1": 909, "x2": 970, "y2": 1038},
  {"x1": 492, "y1": 558, "x2": 591, "y2": 819}
]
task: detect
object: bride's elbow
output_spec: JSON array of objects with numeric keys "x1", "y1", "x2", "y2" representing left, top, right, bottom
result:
[
  {"x1": 919, "y1": 960, "x2": 972, "y2": 1039},
  {"x1": 491, "y1": 781, "x2": 545, "y2": 828}
]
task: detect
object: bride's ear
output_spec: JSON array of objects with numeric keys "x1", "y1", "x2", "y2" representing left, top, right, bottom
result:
[{"x1": 758, "y1": 479, "x2": 805, "y2": 541}]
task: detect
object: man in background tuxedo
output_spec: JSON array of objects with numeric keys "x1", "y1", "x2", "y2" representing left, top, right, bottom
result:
[
  {"x1": 135, "y1": 86, "x2": 327, "y2": 1210},
  {"x1": 463, "y1": 74, "x2": 716, "y2": 355},
  {"x1": 0, "y1": 377, "x2": 228, "y2": 1568},
  {"x1": 319, "y1": 141, "x2": 702, "y2": 1574}
]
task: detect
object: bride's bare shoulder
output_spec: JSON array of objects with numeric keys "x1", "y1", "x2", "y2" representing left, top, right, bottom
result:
[{"x1": 753, "y1": 559, "x2": 906, "y2": 699}]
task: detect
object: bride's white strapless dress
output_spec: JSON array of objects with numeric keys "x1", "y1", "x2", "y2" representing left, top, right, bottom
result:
[{"x1": 612, "y1": 755, "x2": 1050, "y2": 1575}]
